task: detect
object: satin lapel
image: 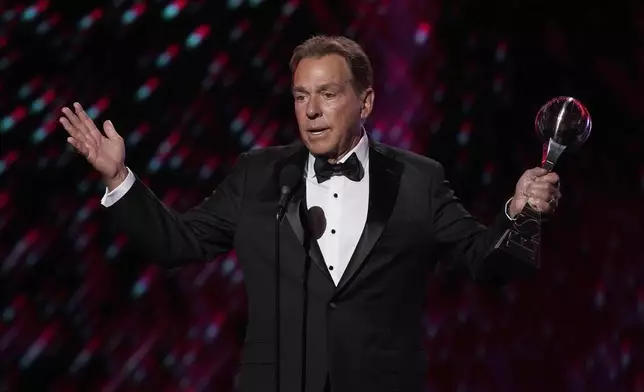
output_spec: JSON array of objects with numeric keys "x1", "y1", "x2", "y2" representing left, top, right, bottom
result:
[
  {"x1": 284, "y1": 185, "x2": 333, "y2": 282},
  {"x1": 308, "y1": 236, "x2": 332, "y2": 282},
  {"x1": 334, "y1": 142, "x2": 403, "y2": 295},
  {"x1": 273, "y1": 144, "x2": 333, "y2": 283}
]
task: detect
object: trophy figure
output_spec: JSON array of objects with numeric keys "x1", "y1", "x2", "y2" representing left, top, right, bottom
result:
[{"x1": 494, "y1": 96, "x2": 592, "y2": 266}]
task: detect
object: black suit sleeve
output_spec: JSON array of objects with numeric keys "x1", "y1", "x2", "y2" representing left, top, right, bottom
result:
[
  {"x1": 430, "y1": 162, "x2": 537, "y2": 284},
  {"x1": 106, "y1": 153, "x2": 249, "y2": 267}
]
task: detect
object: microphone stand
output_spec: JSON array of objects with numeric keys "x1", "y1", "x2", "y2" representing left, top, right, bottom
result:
[
  {"x1": 275, "y1": 209, "x2": 282, "y2": 392},
  {"x1": 275, "y1": 166, "x2": 302, "y2": 392},
  {"x1": 275, "y1": 202, "x2": 312, "y2": 392},
  {"x1": 275, "y1": 206, "x2": 284, "y2": 392},
  {"x1": 275, "y1": 184, "x2": 293, "y2": 392},
  {"x1": 299, "y1": 203, "x2": 312, "y2": 392}
]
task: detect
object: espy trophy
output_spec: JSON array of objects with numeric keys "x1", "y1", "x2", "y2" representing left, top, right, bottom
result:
[{"x1": 494, "y1": 96, "x2": 592, "y2": 266}]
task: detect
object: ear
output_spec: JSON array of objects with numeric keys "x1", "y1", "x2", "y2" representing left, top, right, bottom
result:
[{"x1": 360, "y1": 88, "x2": 375, "y2": 121}]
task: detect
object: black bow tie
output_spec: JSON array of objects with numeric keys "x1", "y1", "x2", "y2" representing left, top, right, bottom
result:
[{"x1": 313, "y1": 153, "x2": 364, "y2": 183}]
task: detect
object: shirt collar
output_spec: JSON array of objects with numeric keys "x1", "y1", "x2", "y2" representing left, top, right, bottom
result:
[{"x1": 306, "y1": 131, "x2": 370, "y2": 179}]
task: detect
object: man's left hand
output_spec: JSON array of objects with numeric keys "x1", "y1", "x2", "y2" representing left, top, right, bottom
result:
[{"x1": 508, "y1": 167, "x2": 561, "y2": 218}]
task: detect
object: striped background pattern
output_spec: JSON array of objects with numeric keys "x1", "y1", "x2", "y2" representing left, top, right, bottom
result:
[{"x1": 1, "y1": 1, "x2": 643, "y2": 391}]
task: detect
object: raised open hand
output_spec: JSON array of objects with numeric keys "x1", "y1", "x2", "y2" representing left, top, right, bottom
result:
[{"x1": 59, "y1": 103, "x2": 128, "y2": 189}]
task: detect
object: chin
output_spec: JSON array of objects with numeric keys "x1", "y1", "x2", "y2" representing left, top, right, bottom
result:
[
  {"x1": 305, "y1": 143, "x2": 332, "y2": 158},
  {"x1": 301, "y1": 136, "x2": 332, "y2": 156}
]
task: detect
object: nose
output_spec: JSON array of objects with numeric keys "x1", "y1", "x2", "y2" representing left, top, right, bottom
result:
[{"x1": 306, "y1": 96, "x2": 322, "y2": 120}]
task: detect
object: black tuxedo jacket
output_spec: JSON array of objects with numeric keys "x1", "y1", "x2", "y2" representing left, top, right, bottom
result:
[{"x1": 107, "y1": 138, "x2": 536, "y2": 392}]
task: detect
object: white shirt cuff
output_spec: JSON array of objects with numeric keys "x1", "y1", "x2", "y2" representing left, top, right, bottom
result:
[
  {"x1": 100, "y1": 167, "x2": 136, "y2": 207},
  {"x1": 504, "y1": 197, "x2": 517, "y2": 221}
]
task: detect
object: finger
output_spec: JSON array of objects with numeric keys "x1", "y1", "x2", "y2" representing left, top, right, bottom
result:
[
  {"x1": 59, "y1": 116, "x2": 89, "y2": 144},
  {"x1": 527, "y1": 189, "x2": 553, "y2": 203},
  {"x1": 65, "y1": 104, "x2": 99, "y2": 150},
  {"x1": 526, "y1": 167, "x2": 549, "y2": 179},
  {"x1": 523, "y1": 181, "x2": 554, "y2": 200},
  {"x1": 67, "y1": 137, "x2": 89, "y2": 157},
  {"x1": 74, "y1": 102, "x2": 102, "y2": 144},
  {"x1": 536, "y1": 172, "x2": 560, "y2": 185},
  {"x1": 103, "y1": 120, "x2": 120, "y2": 140},
  {"x1": 528, "y1": 197, "x2": 553, "y2": 213},
  {"x1": 62, "y1": 106, "x2": 84, "y2": 131},
  {"x1": 74, "y1": 103, "x2": 102, "y2": 145},
  {"x1": 527, "y1": 181, "x2": 558, "y2": 194},
  {"x1": 528, "y1": 182, "x2": 561, "y2": 202},
  {"x1": 61, "y1": 107, "x2": 94, "y2": 147}
]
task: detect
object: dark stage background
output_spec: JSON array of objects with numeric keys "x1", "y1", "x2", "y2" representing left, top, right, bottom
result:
[{"x1": 1, "y1": 1, "x2": 643, "y2": 391}]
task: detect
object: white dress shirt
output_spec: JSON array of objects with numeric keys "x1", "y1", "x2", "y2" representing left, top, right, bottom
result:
[
  {"x1": 305, "y1": 133, "x2": 370, "y2": 286},
  {"x1": 101, "y1": 168, "x2": 136, "y2": 207}
]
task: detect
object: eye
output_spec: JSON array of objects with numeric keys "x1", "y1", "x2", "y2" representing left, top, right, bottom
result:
[
  {"x1": 322, "y1": 92, "x2": 336, "y2": 99},
  {"x1": 294, "y1": 94, "x2": 306, "y2": 102}
]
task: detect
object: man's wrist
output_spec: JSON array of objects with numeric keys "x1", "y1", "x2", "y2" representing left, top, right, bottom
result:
[{"x1": 105, "y1": 167, "x2": 128, "y2": 191}]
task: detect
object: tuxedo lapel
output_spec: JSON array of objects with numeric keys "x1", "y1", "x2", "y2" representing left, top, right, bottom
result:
[
  {"x1": 284, "y1": 184, "x2": 333, "y2": 283},
  {"x1": 269, "y1": 143, "x2": 333, "y2": 283},
  {"x1": 334, "y1": 141, "x2": 403, "y2": 295}
]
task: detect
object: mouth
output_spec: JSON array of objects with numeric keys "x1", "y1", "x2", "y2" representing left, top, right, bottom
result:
[{"x1": 307, "y1": 127, "x2": 330, "y2": 137}]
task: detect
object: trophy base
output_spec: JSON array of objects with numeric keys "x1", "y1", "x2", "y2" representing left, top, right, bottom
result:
[{"x1": 493, "y1": 203, "x2": 542, "y2": 267}]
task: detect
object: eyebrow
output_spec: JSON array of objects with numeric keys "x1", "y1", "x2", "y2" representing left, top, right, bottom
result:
[{"x1": 292, "y1": 82, "x2": 345, "y2": 93}]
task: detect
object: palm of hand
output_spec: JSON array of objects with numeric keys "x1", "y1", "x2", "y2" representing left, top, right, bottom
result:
[
  {"x1": 86, "y1": 135, "x2": 124, "y2": 179},
  {"x1": 59, "y1": 103, "x2": 125, "y2": 181}
]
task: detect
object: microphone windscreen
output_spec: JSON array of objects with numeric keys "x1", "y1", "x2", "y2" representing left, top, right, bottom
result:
[
  {"x1": 279, "y1": 164, "x2": 301, "y2": 194},
  {"x1": 306, "y1": 206, "x2": 326, "y2": 240}
]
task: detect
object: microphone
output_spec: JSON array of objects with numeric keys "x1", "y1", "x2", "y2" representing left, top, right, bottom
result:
[
  {"x1": 275, "y1": 163, "x2": 301, "y2": 392},
  {"x1": 305, "y1": 206, "x2": 326, "y2": 241},
  {"x1": 277, "y1": 164, "x2": 301, "y2": 221}
]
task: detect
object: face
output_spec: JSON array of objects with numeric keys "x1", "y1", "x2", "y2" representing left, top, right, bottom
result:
[{"x1": 292, "y1": 54, "x2": 374, "y2": 162}]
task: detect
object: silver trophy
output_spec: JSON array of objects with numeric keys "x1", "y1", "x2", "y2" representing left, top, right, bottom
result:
[
  {"x1": 494, "y1": 96, "x2": 592, "y2": 266},
  {"x1": 535, "y1": 96, "x2": 592, "y2": 171}
]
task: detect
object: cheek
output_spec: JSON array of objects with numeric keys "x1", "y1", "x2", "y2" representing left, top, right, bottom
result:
[
  {"x1": 294, "y1": 107, "x2": 308, "y2": 123},
  {"x1": 321, "y1": 103, "x2": 346, "y2": 124},
  {"x1": 329, "y1": 98, "x2": 356, "y2": 119},
  {"x1": 328, "y1": 110, "x2": 352, "y2": 131}
]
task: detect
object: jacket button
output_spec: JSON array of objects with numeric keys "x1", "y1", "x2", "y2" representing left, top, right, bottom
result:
[{"x1": 328, "y1": 302, "x2": 338, "y2": 310}]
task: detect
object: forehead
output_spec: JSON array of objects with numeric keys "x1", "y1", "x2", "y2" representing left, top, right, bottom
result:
[{"x1": 293, "y1": 54, "x2": 352, "y2": 87}]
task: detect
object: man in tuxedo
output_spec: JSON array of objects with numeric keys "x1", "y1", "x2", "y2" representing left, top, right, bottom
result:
[{"x1": 59, "y1": 35, "x2": 561, "y2": 392}]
